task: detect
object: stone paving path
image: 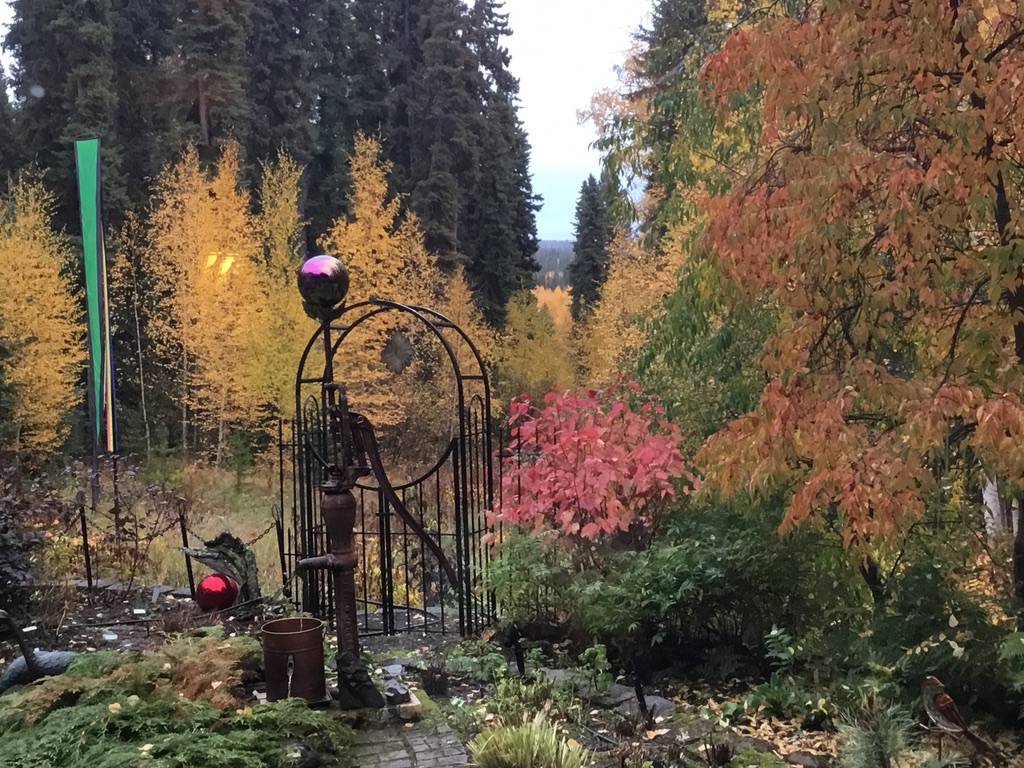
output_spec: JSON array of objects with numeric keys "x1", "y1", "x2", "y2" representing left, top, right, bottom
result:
[{"x1": 352, "y1": 725, "x2": 468, "y2": 768}]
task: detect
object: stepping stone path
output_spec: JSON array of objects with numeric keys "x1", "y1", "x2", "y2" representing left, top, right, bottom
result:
[{"x1": 352, "y1": 725, "x2": 468, "y2": 768}]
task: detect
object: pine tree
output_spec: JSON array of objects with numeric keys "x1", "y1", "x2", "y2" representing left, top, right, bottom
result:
[
  {"x1": 305, "y1": 0, "x2": 397, "y2": 246},
  {"x1": 463, "y1": 0, "x2": 540, "y2": 326},
  {"x1": 111, "y1": 0, "x2": 189, "y2": 213},
  {"x1": 408, "y1": 0, "x2": 484, "y2": 269},
  {"x1": 0, "y1": 66, "x2": 17, "y2": 182},
  {"x1": 568, "y1": 175, "x2": 613, "y2": 321}
]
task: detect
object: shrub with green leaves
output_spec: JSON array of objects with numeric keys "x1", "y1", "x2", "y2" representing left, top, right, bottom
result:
[
  {"x1": 487, "y1": 529, "x2": 576, "y2": 627},
  {"x1": 569, "y1": 497, "x2": 856, "y2": 661}
]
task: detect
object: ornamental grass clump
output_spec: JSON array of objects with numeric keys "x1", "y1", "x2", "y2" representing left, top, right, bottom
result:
[{"x1": 468, "y1": 712, "x2": 590, "y2": 768}]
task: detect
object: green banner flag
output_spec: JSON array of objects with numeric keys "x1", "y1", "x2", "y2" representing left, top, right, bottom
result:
[{"x1": 75, "y1": 138, "x2": 117, "y2": 455}]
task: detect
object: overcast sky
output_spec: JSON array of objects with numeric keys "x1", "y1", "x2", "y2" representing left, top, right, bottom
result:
[
  {"x1": 503, "y1": 0, "x2": 650, "y2": 240},
  {"x1": 0, "y1": 1, "x2": 650, "y2": 241}
]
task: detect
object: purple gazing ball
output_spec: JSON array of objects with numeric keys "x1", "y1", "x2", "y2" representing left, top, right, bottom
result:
[{"x1": 297, "y1": 255, "x2": 350, "y2": 320}]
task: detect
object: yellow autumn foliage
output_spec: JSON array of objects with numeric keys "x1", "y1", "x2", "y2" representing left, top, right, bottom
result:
[
  {"x1": 252, "y1": 153, "x2": 310, "y2": 418},
  {"x1": 0, "y1": 179, "x2": 85, "y2": 457},
  {"x1": 148, "y1": 142, "x2": 264, "y2": 463},
  {"x1": 582, "y1": 233, "x2": 682, "y2": 387},
  {"x1": 321, "y1": 133, "x2": 447, "y2": 430},
  {"x1": 532, "y1": 286, "x2": 572, "y2": 332},
  {"x1": 494, "y1": 291, "x2": 575, "y2": 405},
  {"x1": 324, "y1": 133, "x2": 440, "y2": 308}
]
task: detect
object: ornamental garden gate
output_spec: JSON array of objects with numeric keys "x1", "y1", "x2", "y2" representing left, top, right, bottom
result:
[{"x1": 279, "y1": 298, "x2": 496, "y2": 637}]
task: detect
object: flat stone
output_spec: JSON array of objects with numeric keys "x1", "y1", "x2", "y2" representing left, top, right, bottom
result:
[
  {"x1": 436, "y1": 756, "x2": 467, "y2": 766},
  {"x1": 595, "y1": 682, "x2": 641, "y2": 707},
  {"x1": 383, "y1": 664, "x2": 406, "y2": 677},
  {"x1": 381, "y1": 657, "x2": 426, "y2": 672},
  {"x1": 786, "y1": 751, "x2": 829, "y2": 768},
  {"x1": 677, "y1": 717, "x2": 716, "y2": 743}
]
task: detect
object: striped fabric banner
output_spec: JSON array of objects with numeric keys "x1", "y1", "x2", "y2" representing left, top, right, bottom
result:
[{"x1": 75, "y1": 138, "x2": 117, "y2": 455}]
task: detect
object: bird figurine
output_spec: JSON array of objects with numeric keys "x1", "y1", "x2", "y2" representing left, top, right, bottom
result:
[
  {"x1": 921, "y1": 675, "x2": 997, "y2": 756},
  {"x1": 0, "y1": 609, "x2": 77, "y2": 694}
]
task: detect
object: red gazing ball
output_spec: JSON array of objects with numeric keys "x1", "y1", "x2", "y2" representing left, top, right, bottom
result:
[{"x1": 195, "y1": 573, "x2": 240, "y2": 612}]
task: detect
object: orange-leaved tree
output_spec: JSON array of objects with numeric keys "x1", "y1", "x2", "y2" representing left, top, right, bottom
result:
[{"x1": 696, "y1": 1, "x2": 1024, "y2": 597}]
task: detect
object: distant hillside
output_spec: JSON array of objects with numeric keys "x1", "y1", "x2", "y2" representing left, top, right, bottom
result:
[{"x1": 535, "y1": 240, "x2": 572, "y2": 288}]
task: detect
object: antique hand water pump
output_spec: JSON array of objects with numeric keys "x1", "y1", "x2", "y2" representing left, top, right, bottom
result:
[
  {"x1": 293, "y1": 255, "x2": 459, "y2": 709},
  {"x1": 294, "y1": 255, "x2": 383, "y2": 709}
]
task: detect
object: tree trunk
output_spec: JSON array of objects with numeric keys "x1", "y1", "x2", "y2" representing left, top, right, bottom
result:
[
  {"x1": 1015, "y1": 504, "x2": 1024, "y2": 607},
  {"x1": 197, "y1": 76, "x2": 210, "y2": 147},
  {"x1": 996, "y1": 164, "x2": 1024, "y2": 610},
  {"x1": 129, "y1": 259, "x2": 151, "y2": 458},
  {"x1": 860, "y1": 555, "x2": 886, "y2": 606},
  {"x1": 181, "y1": 347, "x2": 189, "y2": 461},
  {"x1": 216, "y1": 385, "x2": 228, "y2": 467}
]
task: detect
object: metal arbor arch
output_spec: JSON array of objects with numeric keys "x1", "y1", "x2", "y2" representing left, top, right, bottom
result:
[{"x1": 285, "y1": 297, "x2": 496, "y2": 637}]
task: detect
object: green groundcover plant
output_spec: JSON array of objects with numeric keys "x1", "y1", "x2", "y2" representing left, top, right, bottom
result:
[{"x1": 0, "y1": 635, "x2": 354, "y2": 768}]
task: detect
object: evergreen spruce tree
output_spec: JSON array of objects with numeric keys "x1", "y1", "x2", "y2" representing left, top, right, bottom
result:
[
  {"x1": 462, "y1": 0, "x2": 540, "y2": 326},
  {"x1": 8, "y1": 0, "x2": 126, "y2": 230},
  {"x1": 464, "y1": 97, "x2": 539, "y2": 325},
  {"x1": 243, "y1": 0, "x2": 322, "y2": 180},
  {"x1": 173, "y1": 0, "x2": 252, "y2": 153},
  {"x1": 380, "y1": 0, "x2": 429, "y2": 193},
  {"x1": 408, "y1": 0, "x2": 484, "y2": 270},
  {"x1": 568, "y1": 175, "x2": 614, "y2": 321},
  {"x1": 306, "y1": 0, "x2": 399, "y2": 247},
  {"x1": 0, "y1": 66, "x2": 16, "y2": 182},
  {"x1": 111, "y1": 0, "x2": 189, "y2": 213}
]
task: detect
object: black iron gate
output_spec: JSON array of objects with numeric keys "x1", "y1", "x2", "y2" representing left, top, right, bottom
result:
[{"x1": 281, "y1": 299, "x2": 496, "y2": 636}]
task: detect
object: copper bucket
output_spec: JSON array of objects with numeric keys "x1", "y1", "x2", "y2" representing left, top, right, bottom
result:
[{"x1": 261, "y1": 617, "x2": 327, "y2": 703}]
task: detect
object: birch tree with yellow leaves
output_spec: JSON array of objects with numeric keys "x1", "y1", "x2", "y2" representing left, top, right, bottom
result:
[{"x1": 0, "y1": 179, "x2": 84, "y2": 458}]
